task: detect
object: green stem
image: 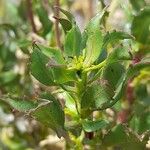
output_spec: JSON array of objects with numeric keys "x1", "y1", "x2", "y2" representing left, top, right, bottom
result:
[{"x1": 83, "y1": 60, "x2": 106, "y2": 73}]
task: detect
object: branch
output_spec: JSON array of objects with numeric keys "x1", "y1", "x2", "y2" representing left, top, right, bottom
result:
[
  {"x1": 26, "y1": 0, "x2": 37, "y2": 33},
  {"x1": 54, "y1": 0, "x2": 62, "y2": 50}
]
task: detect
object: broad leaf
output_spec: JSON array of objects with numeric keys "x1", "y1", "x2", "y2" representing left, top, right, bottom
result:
[
  {"x1": 64, "y1": 25, "x2": 82, "y2": 57},
  {"x1": 5, "y1": 97, "x2": 38, "y2": 112},
  {"x1": 84, "y1": 9, "x2": 106, "y2": 66},
  {"x1": 102, "y1": 124, "x2": 145, "y2": 150},
  {"x1": 32, "y1": 44, "x2": 77, "y2": 84},
  {"x1": 103, "y1": 31, "x2": 134, "y2": 48},
  {"x1": 102, "y1": 63, "x2": 125, "y2": 89},
  {"x1": 30, "y1": 46, "x2": 55, "y2": 86},
  {"x1": 31, "y1": 93, "x2": 65, "y2": 138},
  {"x1": 37, "y1": 44, "x2": 65, "y2": 64},
  {"x1": 81, "y1": 81, "x2": 114, "y2": 116}
]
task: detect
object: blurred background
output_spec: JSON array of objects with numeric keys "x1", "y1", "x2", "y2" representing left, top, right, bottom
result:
[{"x1": 0, "y1": 0, "x2": 150, "y2": 149}]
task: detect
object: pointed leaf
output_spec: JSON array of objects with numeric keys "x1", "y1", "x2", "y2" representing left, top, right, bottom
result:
[
  {"x1": 30, "y1": 45, "x2": 55, "y2": 86},
  {"x1": 31, "y1": 93, "x2": 65, "y2": 138},
  {"x1": 57, "y1": 7, "x2": 75, "y2": 23},
  {"x1": 64, "y1": 25, "x2": 82, "y2": 57},
  {"x1": 58, "y1": 18, "x2": 72, "y2": 33},
  {"x1": 5, "y1": 98, "x2": 38, "y2": 112},
  {"x1": 84, "y1": 9, "x2": 106, "y2": 66},
  {"x1": 103, "y1": 31, "x2": 134, "y2": 48}
]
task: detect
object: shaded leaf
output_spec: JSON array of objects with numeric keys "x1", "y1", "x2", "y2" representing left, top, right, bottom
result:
[
  {"x1": 82, "y1": 119, "x2": 108, "y2": 132},
  {"x1": 103, "y1": 31, "x2": 134, "y2": 48},
  {"x1": 103, "y1": 63, "x2": 125, "y2": 89},
  {"x1": 106, "y1": 47, "x2": 132, "y2": 65},
  {"x1": 81, "y1": 81, "x2": 114, "y2": 116},
  {"x1": 56, "y1": 7, "x2": 75, "y2": 23},
  {"x1": 30, "y1": 45, "x2": 55, "y2": 86},
  {"x1": 4, "y1": 97, "x2": 38, "y2": 112},
  {"x1": 102, "y1": 124, "x2": 145, "y2": 150},
  {"x1": 31, "y1": 93, "x2": 65, "y2": 138},
  {"x1": 58, "y1": 18, "x2": 72, "y2": 33},
  {"x1": 129, "y1": 0, "x2": 146, "y2": 12},
  {"x1": 131, "y1": 7, "x2": 150, "y2": 45}
]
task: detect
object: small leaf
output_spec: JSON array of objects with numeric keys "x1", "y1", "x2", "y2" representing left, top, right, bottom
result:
[
  {"x1": 103, "y1": 31, "x2": 134, "y2": 48},
  {"x1": 30, "y1": 45, "x2": 55, "y2": 86},
  {"x1": 56, "y1": 7, "x2": 75, "y2": 23},
  {"x1": 64, "y1": 25, "x2": 82, "y2": 57},
  {"x1": 58, "y1": 18, "x2": 72, "y2": 33},
  {"x1": 82, "y1": 119, "x2": 108, "y2": 132}
]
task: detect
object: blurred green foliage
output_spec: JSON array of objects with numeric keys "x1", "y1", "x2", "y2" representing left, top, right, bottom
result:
[{"x1": 0, "y1": 0, "x2": 150, "y2": 149}]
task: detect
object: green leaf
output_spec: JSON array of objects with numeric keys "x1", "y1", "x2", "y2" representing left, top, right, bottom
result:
[
  {"x1": 131, "y1": 7, "x2": 150, "y2": 45},
  {"x1": 57, "y1": 7, "x2": 75, "y2": 23},
  {"x1": 31, "y1": 44, "x2": 77, "y2": 84},
  {"x1": 102, "y1": 124, "x2": 145, "y2": 150},
  {"x1": 17, "y1": 39, "x2": 31, "y2": 54},
  {"x1": 81, "y1": 81, "x2": 114, "y2": 116},
  {"x1": 51, "y1": 68, "x2": 77, "y2": 84},
  {"x1": 5, "y1": 97, "x2": 38, "y2": 112},
  {"x1": 64, "y1": 25, "x2": 82, "y2": 57},
  {"x1": 0, "y1": 71, "x2": 19, "y2": 86},
  {"x1": 107, "y1": 60, "x2": 150, "y2": 108},
  {"x1": 37, "y1": 44, "x2": 65, "y2": 64},
  {"x1": 82, "y1": 119, "x2": 108, "y2": 132},
  {"x1": 58, "y1": 18, "x2": 72, "y2": 33},
  {"x1": 103, "y1": 63, "x2": 125, "y2": 90},
  {"x1": 80, "y1": 30, "x2": 88, "y2": 50},
  {"x1": 106, "y1": 47, "x2": 132, "y2": 65},
  {"x1": 129, "y1": 0, "x2": 146, "y2": 12},
  {"x1": 31, "y1": 93, "x2": 65, "y2": 138},
  {"x1": 102, "y1": 31, "x2": 134, "y2": 48},
  {"x1": 126, "y1": 59, "x2": 150, "y2": 79},
  {"x1": 30, "y1": 45, "x2": 55, "y2": 86},
  {"x1": 35, "y1": 3, "x2": 52, "y2": 36},
  {"x1": 84, "y1": 9, "x2": 106, "y2": 66}
]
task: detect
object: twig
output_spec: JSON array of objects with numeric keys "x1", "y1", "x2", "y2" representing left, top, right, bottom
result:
[
  {"x1": 26, "y1": 0, "x2": 37, "y2": 33},
  {"x1": 54, "y1": 0, "x2": 62, "y2": 50}
]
